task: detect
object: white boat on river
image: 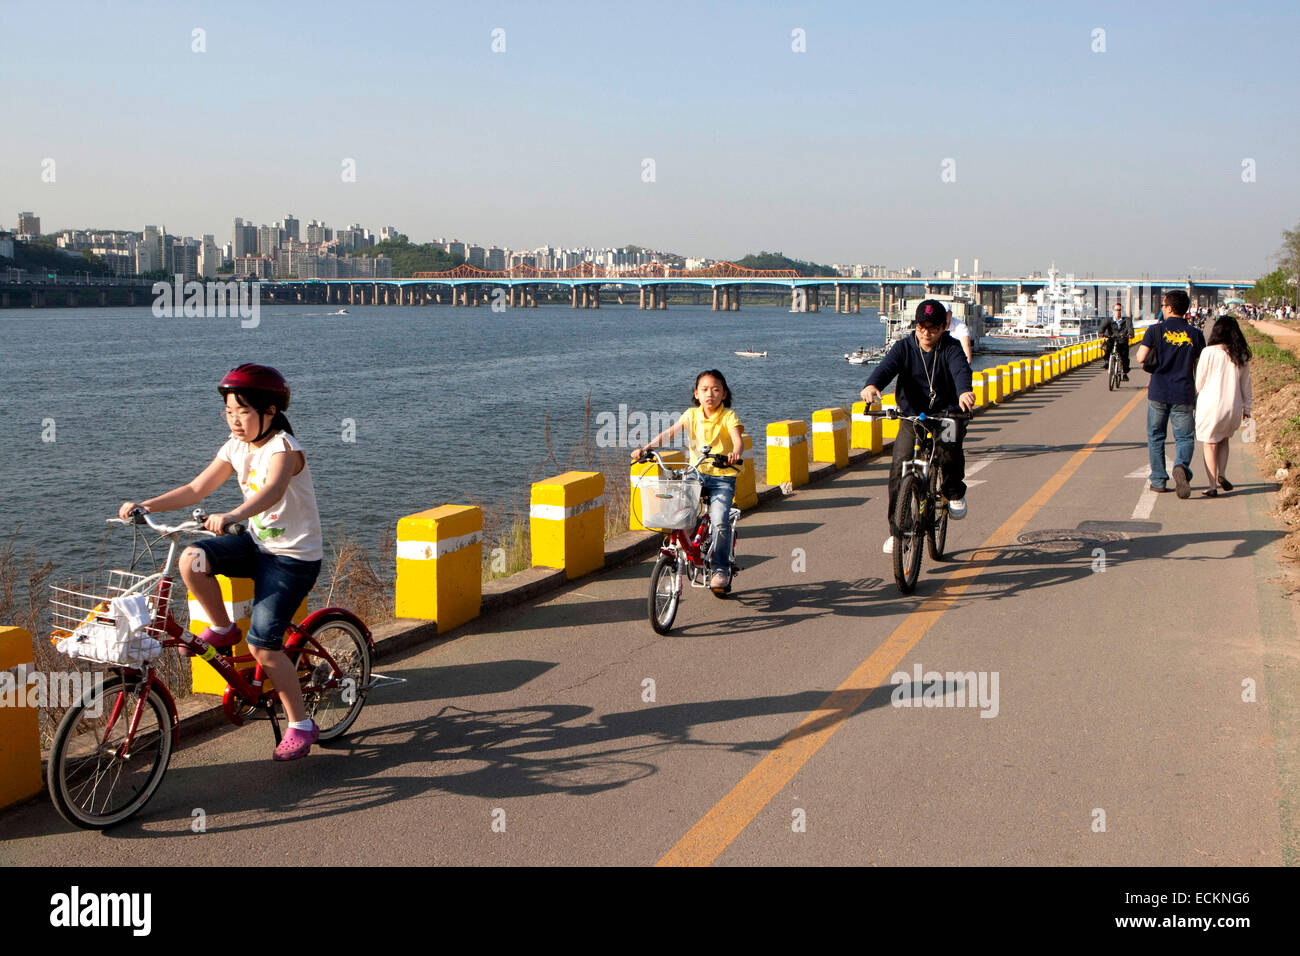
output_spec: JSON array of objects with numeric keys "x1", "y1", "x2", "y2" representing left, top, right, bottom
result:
[{"x1": 981, "y1": 267, "x2": 1102, "y2": 354}]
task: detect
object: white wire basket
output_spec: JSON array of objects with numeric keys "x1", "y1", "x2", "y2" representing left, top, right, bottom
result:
[
  {"x1": 50, "y1": 570, "x2": 168, "y2": 667},
  {"x1": 638, "y1": 478, "x2": 702, "y2": 531}
]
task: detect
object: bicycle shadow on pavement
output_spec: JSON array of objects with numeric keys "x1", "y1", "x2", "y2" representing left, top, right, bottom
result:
[{"x1": 73, "y1": 686, "x2": 908, "y2": 837}]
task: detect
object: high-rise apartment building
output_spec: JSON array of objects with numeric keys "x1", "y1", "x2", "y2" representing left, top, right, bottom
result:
[
  {"x1": 17, "y1": 212, "x2": 40, "y2": 237},
  {"x1": 279, "y1": 214, "x2": 300, "y2": 242},
  {"x1": 233, "y1": 218, "x2": 258, "y2": 258},
  {"x1": 486, "y1": 246, "x2": 506, "y2": 271},
  {"x1": 466, "y1": 244, "x2": 485, "y2": 268},
  {"x1": 306, "y1": 219, "x2": 328, "y2": 245},
  {"x1": 257, "y1": 225, "x2": 281, "y2": 257},
  {"x1": 199, "y1": 235, "x2": 220, "y2": 278}
]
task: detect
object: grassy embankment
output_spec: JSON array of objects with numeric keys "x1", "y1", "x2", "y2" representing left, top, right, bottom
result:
[{"x1": 1242, "y1": 324, "x2": 1300, "y2": 558}]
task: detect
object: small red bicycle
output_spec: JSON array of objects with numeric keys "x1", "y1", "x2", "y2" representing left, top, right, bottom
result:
[
  {"x1": 46, "y1": 509, "x2": 375, "y2": 829},
  {"x1": 634, "y1": 447, "x2": 741, "y2": 634}
]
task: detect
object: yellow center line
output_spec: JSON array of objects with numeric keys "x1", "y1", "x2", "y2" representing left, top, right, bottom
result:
[{"x1": 656, "y1": 388, "x2": 1147, "y2": 867}]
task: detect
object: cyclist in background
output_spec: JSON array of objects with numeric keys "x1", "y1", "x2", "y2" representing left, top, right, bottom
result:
[
  {"x1": 1100, "y1": 303, "x2": 1131, "y2": 381},
  {"x1": 861, "y1": 299, "x2": 976, "y2": 554}
]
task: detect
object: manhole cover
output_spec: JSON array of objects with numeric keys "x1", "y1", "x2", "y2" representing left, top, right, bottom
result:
[{"x1": 1016, "y1": 529, "x2": 1128, "y2": 553}]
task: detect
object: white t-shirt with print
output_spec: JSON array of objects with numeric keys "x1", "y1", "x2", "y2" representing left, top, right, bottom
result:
[{"x1": 217, "y1": 430, "x2": 323, "y2": 561}]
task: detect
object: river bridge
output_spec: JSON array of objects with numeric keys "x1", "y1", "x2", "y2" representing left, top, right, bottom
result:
[{"x1": 0, "y1": 263, "x2": 1257, "y2": 315}]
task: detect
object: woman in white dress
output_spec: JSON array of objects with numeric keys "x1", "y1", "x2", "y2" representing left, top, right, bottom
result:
[{"x1": 1194, "y1": 315, "x2": 1252, "y2": 497}]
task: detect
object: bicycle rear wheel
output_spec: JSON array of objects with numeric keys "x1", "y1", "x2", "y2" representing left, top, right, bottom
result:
[
  {"x1": 648, "y1": 553, "x2": 681, "y2": 634},
  {"x1": 298, "y1": 617, "x2": 371, "y2": 741},
  {"x1": 927, "y1": 465, "x2": 949, "y2": 561},
  {"x1": 1108, "y1": 353, "x2": 1119, "y2": 390},
  {"x1": 48, "y1": 674, "x2": 173, "y2": 829},
  {"x1": 893, "y1": 474, "x2": 924, "y2": 594}
]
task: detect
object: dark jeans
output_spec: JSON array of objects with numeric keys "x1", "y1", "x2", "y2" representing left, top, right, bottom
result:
[
  {"x1": 888, "y1": 419, "x2": 967, "y2": 535},
  {"x1": 1147, "y1": 401, "x2": 1194, "y2": 488},
  {"x1": 1103, "y1": 336, "x2": 1130, "y2": 373}
]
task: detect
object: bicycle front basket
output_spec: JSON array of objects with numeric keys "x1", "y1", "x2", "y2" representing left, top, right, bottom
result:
[
  {"x1": 638, "y1": 478, "x2": 701, "y2": 530},
  {"x1": 50, "y1": 570, "x2": 166, "y2": 667}
]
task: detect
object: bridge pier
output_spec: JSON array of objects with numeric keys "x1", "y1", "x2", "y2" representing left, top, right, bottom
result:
[{"x1": 730, "y1": 286, "x2": 739, "y2": 311}]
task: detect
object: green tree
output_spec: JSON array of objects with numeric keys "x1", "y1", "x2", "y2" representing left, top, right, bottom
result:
[
  {"x1": 1280, "y1": 219, "x2": 1300, "y2": 307},
  {"x1": 352, "y1": 236, "x2": 464, "y2": 276},
  {"x1": 1247, "y1": 267, "x2": 1291, "y2": 305},
  {"x1": 732, "y1": 251, "x2": 838, "y2": 276}
]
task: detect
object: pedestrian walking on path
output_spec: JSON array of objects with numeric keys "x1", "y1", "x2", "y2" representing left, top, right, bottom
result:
[
  {"x1": 1194, "y1": 314, "x2": 1253, "y2": 497},
  {"x1": 1136, "y1": 290, "x2": 1206, "y2": 498}
]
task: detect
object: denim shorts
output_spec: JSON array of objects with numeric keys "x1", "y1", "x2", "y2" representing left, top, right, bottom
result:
[{"x1": 191, "y1": 532, "x2": 321, "y2": 650}]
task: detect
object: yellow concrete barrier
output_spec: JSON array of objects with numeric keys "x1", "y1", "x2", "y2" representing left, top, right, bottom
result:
[
  {"x1": 396, "y1": 505, "x2": 482, "y2": 633},
  {"x1": 1050, "y1": 352, "x2": 1061, "y2": 377},
  {"x1": 1011, "y1": 363, "x2": 1024, "y2": 392},
  {"x1": 985, "y1": 368, "x2": 1000, "y2": 404},
  {"x1": 766, "y1": 420, "x2": 809, "y2": 487},
  {"x1": 631, "y1": 450, "x2": 687, "y2": 529},
  {"x1": 735, "y1": 434, "x2": 757, "y2": 509},
  {"x1": 190, "y1": 578, "x2": 307, "y2": 694},
  {"x1": 531, "y1": 471, "x2": 605, "y2": 580},
  {"x1": 1020, "y1": 358, "x2": 1034, "y2": 387},
  {"x1": 1032, "y1": 358, "x2": 1043, "y2": 385},
  {"x1": 1001, "y1": 364, "x2": 1014, "y2": 397},
  {"x1": 881, "y1": 394, "x2": 899, "y2": 439},
  {"x1": 0, "y1": 626, "x2": 42, "y2": 810},
  {"x1": 972, "y1": 372, "x2": 986, "y2": 407},
  {"x1": 851, "y1": 401, "x2": 883, "y2": 452},
  {"x1": 812, "y1": 407, "x2": 849, "y2": 469}
]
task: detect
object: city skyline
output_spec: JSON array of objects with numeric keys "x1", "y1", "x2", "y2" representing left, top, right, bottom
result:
[{"x1": 3, "y1": 0, "x2": 1298, "y2": 278}]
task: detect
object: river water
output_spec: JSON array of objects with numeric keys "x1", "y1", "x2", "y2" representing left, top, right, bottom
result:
[{"x1": 2, "y1": 303, "x2": 1010, "y2": 574}]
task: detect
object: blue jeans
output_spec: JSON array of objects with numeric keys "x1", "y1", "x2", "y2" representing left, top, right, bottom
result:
[
  {"x1": 1147, "y1": 400, "x2": 1195, "y2": 488},
  {"x1": 192, "y1": 532, "x2": 321, "y2": 650},
  {"x1": 699, "y1": 474, "x2": 736, "y2": 572}
]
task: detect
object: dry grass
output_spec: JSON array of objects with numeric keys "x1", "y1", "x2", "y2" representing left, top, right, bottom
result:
[
  {"x1": 315, "y1": 525, "x2": 395, "y2": 624},
  {"x1": 1243, "y1": 326, "x2": 1300, "y2": 561}
]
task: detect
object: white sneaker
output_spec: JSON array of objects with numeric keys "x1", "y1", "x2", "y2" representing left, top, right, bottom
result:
[
  {"x1": 948, "y1": 498, "x2": 967, "y2": 520},
  {"x1": 882, "y1": 536, "x2": 895, "y2": 554}
]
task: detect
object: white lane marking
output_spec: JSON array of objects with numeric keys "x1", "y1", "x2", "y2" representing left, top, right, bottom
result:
[
  {"x1": 1130, "y1": 459, "x2": 1171, "y2": 519},
  {"x1": 964, "y1": 453, "x2": 1002, "y2": 478},
  {"x1": 1131, "y1": 487, "x2": 1158, "y2": 520}
]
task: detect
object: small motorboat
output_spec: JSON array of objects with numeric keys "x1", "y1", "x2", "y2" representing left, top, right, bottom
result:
[
  {"x1": 844, "y1": 346, "x2": 886, "y2": 365},
  {"x1": 734, "y1": 349, "x2": 768, "y2": 358},
  {"x1": 330, "y1": 308, "x2": 349, "y2": 315}
]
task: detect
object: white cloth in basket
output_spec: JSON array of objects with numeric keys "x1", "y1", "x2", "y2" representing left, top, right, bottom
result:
[
  {"x1": 56, "y1": 594, "x2": 161, "y2": 665},
  {"x1": 644, "y1": 503, "x2": 697, "y2": 528}
]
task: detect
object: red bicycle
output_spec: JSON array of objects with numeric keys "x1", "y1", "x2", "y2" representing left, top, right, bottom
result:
[
  {"x1": 46, "y1": 509, "x2": 375, "y2": 829},
  {"x1": 634, "y1": 447, "x2": 741, "y2": 634}
]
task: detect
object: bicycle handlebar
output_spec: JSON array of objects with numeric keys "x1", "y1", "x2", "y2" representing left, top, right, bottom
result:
[
  {"x1": 862, "y1": 408, "x2": 972, "y2": 424},
  {"x1": 112, "y1": 508, "x2": 246, "y2": 538},
  {"x1": 635, "y1": 446, "x2": 741, "y2": 475}
]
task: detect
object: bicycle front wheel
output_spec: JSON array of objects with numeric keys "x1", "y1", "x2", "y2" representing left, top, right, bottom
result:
[
  {"x1": 48, "y1": 674, "x2": 174, "y2": 830},
  {"x1": 648, "y1": 553, "x2": 681, "y2": 634},
  {"x1": 300, "y1": 617, "x2": 372, "y2": 741},
  {"x1": 893, "y1": 474, "x2": 924, "y2": 594},
  {"x1": 927, "y1": 465, "x2": 949, "y2": 561}
]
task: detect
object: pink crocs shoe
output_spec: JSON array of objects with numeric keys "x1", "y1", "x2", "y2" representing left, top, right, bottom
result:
[
  {"x1": 273, "y1": 722, "x2": 319, "y2": 761},
  {"x1": 180, "y1": 623, "x2": 243, "y2": 657}
]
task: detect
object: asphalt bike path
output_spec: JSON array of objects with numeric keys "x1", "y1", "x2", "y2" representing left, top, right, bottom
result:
[{"x1": 2, "y1": 365, "x2": 1293, "y2": 866}]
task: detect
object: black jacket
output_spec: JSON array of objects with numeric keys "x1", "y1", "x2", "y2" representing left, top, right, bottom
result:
[{"x1": 865, "y1": 332, "x2": 973, "y2": 416}]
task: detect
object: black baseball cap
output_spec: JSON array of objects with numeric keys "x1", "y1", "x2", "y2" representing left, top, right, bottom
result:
[{"x1": 914, "y1": 299, "x2": 949, "y2": 327}]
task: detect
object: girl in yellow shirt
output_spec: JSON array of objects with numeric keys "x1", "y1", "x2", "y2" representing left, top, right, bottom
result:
[{"x1": 632, "y1": 370, "x2": 743, "y2": 591}]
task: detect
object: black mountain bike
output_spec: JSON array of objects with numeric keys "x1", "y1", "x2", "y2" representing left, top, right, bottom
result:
[{"x1": 869, "y1": 408, "x2": 972, "y2": 594}]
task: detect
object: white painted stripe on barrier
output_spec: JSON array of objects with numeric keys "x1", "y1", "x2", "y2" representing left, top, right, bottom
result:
[
  {"x1": 397, "y1": 531, "x2": 482, "y2": 561},
  {"x1": 529, "y1": 495, "x2": 605, "y2": 521},
  {"x1": 811, "y1": 421, "x2": 848, "y2": 433},
  {"x1": 188, "y1": 598, "x2": 254, "y2": 624},
  {"x1": 766, "y1": 434, "x2": 808, "y2": 448}
]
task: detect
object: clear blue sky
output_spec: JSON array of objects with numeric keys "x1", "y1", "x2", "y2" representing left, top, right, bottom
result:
[{"x1": 2, "y1": 0, "x2": 1297, "y2": 277}]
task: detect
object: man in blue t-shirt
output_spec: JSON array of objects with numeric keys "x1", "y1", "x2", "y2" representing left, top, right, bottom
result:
[{"x1": 1135, "y1": 289, "x2": 1205, "y2": 498}]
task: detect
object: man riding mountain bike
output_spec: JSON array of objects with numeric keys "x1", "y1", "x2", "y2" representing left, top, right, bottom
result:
[
  {"x1": 1100, "y1": 303, "x2": 1131, "y2": 381},
  {"x1": 860, "y1": 299, "x2": 976, "y2": 555}
]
